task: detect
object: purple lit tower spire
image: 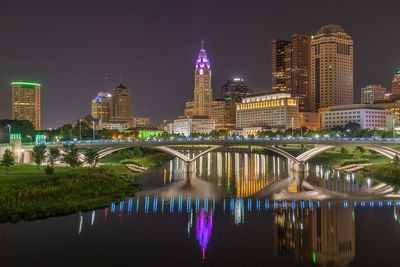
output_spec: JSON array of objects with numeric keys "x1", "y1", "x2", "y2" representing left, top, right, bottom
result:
[
  {"x1": 196, "y1": 208, "x2": 213, "y2": 261},
  {"x1": 193, "y1": 40, "x2": 213, "y2": 118}
]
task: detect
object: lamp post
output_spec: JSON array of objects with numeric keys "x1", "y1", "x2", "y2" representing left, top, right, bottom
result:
[
  {"x1": 79, "y1": 119, "x2": 82, "y2": 141},
  {"x1": 7, "y1": 124, "x2": 11, "y2": 144},
  {"x1": 291, "y1": 117, "x2": 294, "y2": 138},
  {"x1": 393, "y1": 118, "x2": 397, "y2": 139},
  {"x1": 92, "y1": 121, "x2": 95, "y2": 140}
]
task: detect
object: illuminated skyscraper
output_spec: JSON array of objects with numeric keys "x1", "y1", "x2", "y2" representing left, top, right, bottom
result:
[
  {"x1": 110, "y1": 83, "x2": 134, "y2": 127},
  {"x1": 91, "y1": 92, "x2": 111, "y2": 123},
  {"x1": 391, "y1": 68, "x2": 400, "y2": 95},
  {"x1": 311, "y1": 24, "x2": 353, "y2": 111},
  {"x1": 193, "y1": 41, "x2": 213, "y2": 118},
  {"x1": 11, "y1": 81, "x2": 41, "y2": 130},
  {"x1": 272, "y1": 39, "x2": 291, "y2": 92},
  {"x1": 272, "y1": 34, "x2": 311, "y2": 111}
]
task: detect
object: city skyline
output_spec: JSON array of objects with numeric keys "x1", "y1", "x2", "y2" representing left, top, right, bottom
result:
[{"x1": 0, "y1": 1, "x2": 400, "y2": 128}]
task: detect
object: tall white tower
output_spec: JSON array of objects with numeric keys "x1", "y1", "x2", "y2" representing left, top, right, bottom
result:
[
  {"x1": 193, "y1": 41, "x2": 213, "y2": 118},
  {"x1": 311, "y1": 24, "x2": 353, "y2": 111}
]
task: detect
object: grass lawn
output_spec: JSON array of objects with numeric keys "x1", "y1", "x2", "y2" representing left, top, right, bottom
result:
[{"x1": 0, "y1": 164, "x2": 140, "y2": 223}]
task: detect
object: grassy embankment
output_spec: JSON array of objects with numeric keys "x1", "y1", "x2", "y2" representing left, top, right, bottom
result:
[
  {"x1": 363, "y1": 162, "x2": 400, "y2": 190},
  {"x1": 0, "y1": 148, "x2": 173, "y2": 223},
  {"x1": 0, "y1": 164, "x2": 140, "y2": 223}
]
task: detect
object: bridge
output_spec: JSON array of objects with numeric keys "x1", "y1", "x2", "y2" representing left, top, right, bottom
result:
[{"x1": 3, "y1": 136, "x2": 400, "y2": 172}]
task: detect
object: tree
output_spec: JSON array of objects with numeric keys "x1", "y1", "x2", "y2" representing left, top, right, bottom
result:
[
  {"x1": 1, "y1": 149, "x2": 14, "y2": 173},
  {"x1": 32, "y1": 144, "x2": 47, "y2": 170},
  {"x1": 84, "y1": 149, "x2": 99, "y2": 167},
  {"x1": 47, "y1": 147, "x2": 60, "y2": 166},
  {"x1": 62, "y1": 144, "x2": 82, "y2": 173}
]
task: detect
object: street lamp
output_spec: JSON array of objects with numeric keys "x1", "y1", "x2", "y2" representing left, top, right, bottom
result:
[
  {"x1": 393, "y1": 118, "x2": 397, "y2": 139},
  {"x1": 291, "y1": 117, "x2": 294, "y2": 138},
  {"x1": 79, "y1": 119, "x2": 82, "y2": 141},
  {"x1": 92, "y1": 121, "x2": 95, "y2": 140}
]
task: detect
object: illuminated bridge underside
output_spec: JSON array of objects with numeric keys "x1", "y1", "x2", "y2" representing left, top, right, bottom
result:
[{"x1": 18, "y1": 139, "x2": 400, "y2": 169}]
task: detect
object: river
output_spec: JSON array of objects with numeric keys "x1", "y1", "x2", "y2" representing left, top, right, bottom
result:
[{"x1": 1, "y1": 152, "x2": 400, "y2": 266}]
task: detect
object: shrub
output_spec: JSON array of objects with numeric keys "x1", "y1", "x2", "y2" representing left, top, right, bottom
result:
[{"x1": 44, "y1": 166, "x2": 54, "y2": 175}]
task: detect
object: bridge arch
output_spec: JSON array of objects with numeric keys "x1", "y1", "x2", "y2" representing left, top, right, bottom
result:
[
  {"x1": 297, "y1": 144, "x2": 400, "y2": 162},
  {"x1": 96, "y1": 145, "x2": 221, "y2": 163}
]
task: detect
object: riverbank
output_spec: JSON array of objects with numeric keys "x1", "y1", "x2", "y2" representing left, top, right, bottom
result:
[
  {"x1": 363, "y1": 163, "x2": 400, "y2": 190},
  {"x1": 0, "y1": 164, "x2": 141, "y2": 223}
]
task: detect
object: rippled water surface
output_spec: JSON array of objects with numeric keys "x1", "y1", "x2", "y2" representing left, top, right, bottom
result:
[{"x1": 1, "y1": 152, "x2": 400, "y2": 266}]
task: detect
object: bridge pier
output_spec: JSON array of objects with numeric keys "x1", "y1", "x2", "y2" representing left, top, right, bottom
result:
[
  {"x1": 184, "y1": 161, "x2": 195, "y2": 173},
  {"x1": 289, "y1": 161, "x2": 306, "y2": 173}
]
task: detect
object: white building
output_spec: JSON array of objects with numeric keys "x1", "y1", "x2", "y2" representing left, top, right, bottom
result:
[
  {"x1": 173, "y1": 118, "x2": 215, "y2": 137},
  {"x1": 236, "y1": 93, "x2": 299, "y2": 130},
  {"x1": 321, "y1": 104, "x2": 392, "y2": 129}
]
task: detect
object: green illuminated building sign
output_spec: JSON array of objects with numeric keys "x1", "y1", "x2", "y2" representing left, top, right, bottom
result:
[{"x1": 11, "y1": 81, "x2": 41, "y2": 87}]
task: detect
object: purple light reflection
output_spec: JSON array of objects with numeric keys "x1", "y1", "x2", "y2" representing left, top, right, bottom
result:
[{"x1": 196, "y1": 208, "x2": 213, "y2": 260}]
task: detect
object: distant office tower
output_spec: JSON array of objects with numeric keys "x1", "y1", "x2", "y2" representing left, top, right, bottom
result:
[
  {"x1": 219, "y1": 78, "x2": 253, "y2": 130},
  {"x1": 111, "y1": 83, "x2": 134, "y2": 127},
  {"x1": 311, "y1": 24, "x2": 353, "y2": 111},
  {"x1": 360, "y1": 85, "x2": 386, "y2": 104},
  {"x1": 272, "y1": 34, "x2": 311, "y2": 111},
  {"x1": 193, "y1": 41, "x2": 213, "y2": 118},
  {"x1": 272, "y1": 39, "x2": 291, "y2": 92},
  {"x1": 392, "y1": 68, "x2": 400, "y2": 95},
  {"x1": 11, "y1": 81, "x2": 41, "y2": 130},
  {"x1": 91, "y1": 92, "x2": 111, "y2": 123}
]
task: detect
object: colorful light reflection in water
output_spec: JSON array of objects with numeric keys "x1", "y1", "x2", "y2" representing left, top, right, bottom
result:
[{"x1": 196, "y1": 208, "x2": 213, "y2": 260}]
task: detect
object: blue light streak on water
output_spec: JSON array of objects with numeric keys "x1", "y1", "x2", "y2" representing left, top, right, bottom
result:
[
  {"x1": 292, "y1": 201, "x2": 296, "y2": 209},
  {"x1": 283, "y1": 200, "x2": 287, "y2": 209},
  {"x1": 161, "y1": 197, "x2": 164, "y2": 213},
  {"x1": 223, "y1": 199, "x2": 226, "y2": 213},
  {"x1": 309, "y1": 201, "x2": 313, "y2": 209},
  {"x1": 111, "y1": 202, "x2": 116, "y2": 213},
  {"x1": 274, "y1": 201, "x2": 277, "y2": 209},
  {"x1": 230, "y1": 197, "x2": 234, "y2": 214},
  {"x1": 204, "y1": 197, "x2": 208, "y2": 212},
  {"x1": 144, "y1": 196, "x2": 149, "y2": 213},
  {"x1": 195, "y1": 198, "x2": 199, "y2": 212},
  {"x1": 178, "y1": 195, "x2": 182, "y2": 213},
  {"x1": 170, "y1": 196, "x2": 174, "y2": 213},
  {"x1": 128, "y1": 198, "x2": 133, "y2": 214},
  {"x1": 153, "y1": 196, "x2": 158, "y2": 213},
  {"x1": 187, "y1": 196, "x2": 191, "y2": 213},
  {"x1": 265, "y1": 199, "x2": 269, "y2": 209}
]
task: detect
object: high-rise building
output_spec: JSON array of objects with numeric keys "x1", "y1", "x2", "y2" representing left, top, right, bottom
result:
[
  {"x1": 311, "y1": 24, "x2": 353, "y2": 111},
  {"x1": 110, "y1": 83, "x2": 134, "y2": 127},
  {"x1": 11, "y1": 81, "x2": 41, "y2": 130},
  {"x1": 272, "y1": 35, "x2": 311, "y2": 111},
  {"x1": 360, "y1": 85, "x2": 386, "y2": 104},
  {"x1": 391, "y1": 68, "x2": 400, "y2": 95},
  {"x1": 272, "y1": 40, "x2": 291, "y2": 92},
  {"x1": 193, "y1": 41, "x2": 213, "y2": 118},
  {"x1": 91, "y1": 92, "x2": 111, "y2": 123}
]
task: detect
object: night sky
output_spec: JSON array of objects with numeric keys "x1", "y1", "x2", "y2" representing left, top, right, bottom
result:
[{"x1": 0, "y1": 0, "x2": 399, "y2": 128}]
